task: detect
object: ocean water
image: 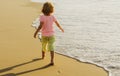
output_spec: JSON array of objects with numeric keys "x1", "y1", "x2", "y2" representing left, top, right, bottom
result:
[{"x1": 31, "y1": 0, "x2": 120, "y2": 76}]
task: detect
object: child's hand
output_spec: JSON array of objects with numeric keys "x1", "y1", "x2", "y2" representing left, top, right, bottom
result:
[
  {"x1": 34, "y1": 34, "x2": 37, "y2": 38},
  {"x1": 61, "y1": 28, "x2": 64, "y2": 33}
]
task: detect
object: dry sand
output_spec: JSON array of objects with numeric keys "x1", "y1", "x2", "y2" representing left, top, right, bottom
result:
[{"x1": 0, "y1": 0, "x2": 108, "y2": 76}]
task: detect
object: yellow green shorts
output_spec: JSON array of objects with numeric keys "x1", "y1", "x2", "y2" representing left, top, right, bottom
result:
[{"x1": 41, "y1": 35, "x2": 55, "y2": 52}]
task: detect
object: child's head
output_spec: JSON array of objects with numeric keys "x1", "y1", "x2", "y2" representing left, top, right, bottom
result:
[{"x1": 42, "y1": 2, "x2": 54, "y2": 16}]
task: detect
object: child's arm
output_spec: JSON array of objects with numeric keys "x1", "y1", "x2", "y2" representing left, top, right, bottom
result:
[
  {"x1": 34, "y1": 22, "x2": 43, "y2": 38},
  {"x1": 55, "y1": 21, "x2": 64, "y2": 32}
]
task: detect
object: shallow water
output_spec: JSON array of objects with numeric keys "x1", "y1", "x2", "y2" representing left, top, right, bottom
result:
[{"x1": 31, "y1": 0, "x2": 120, "y2": 76}]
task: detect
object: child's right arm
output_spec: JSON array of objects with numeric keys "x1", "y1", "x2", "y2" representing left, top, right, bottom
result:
[{"x1": 55, "y1": 21, "x2": 64, "y2": 32}]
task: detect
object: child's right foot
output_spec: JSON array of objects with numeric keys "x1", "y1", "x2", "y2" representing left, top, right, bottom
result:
[{"x1": 49, "y1": 62, "x2": 54, "y2": 65}]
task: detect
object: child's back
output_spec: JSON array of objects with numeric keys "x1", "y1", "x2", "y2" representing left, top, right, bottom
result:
[{"x1": 40, "y1": 15, "x2": 56, "y2": 36}]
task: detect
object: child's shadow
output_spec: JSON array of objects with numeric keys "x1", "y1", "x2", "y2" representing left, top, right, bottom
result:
[
  {"x1": 1, "y1": 63, "x2": 53, "y2": 76},
  {"x1": 0, "y1": 58, "x2": 42, "y2": 73},
  {"x1": 0, "y1": 58, "x2": 53, "y2": 76}
]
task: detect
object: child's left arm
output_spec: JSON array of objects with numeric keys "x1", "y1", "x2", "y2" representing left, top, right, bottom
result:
[{"x1": 34, "y1": 22, "x2": 43, "y2": 38}]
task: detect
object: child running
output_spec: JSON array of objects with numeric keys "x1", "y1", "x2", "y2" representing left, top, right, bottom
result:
[{"x1": 34, "y1": 2, "x2": 64, "y2": 65}]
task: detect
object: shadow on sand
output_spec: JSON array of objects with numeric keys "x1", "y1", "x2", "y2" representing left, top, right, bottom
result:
[
  {"x1": 0, "y1": 58, "x2": 42, "y2": 73},
  {"x1": 1, "y1": 63, "x2": 53, "y2": 76},
  {"x1": 0, "y1": 58, "x2": 53, "y2": 76}
]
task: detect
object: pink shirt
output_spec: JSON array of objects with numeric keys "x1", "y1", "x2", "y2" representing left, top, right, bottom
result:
[{"x1": 40, "y1": 15, "x2": 57, "y2": 36}]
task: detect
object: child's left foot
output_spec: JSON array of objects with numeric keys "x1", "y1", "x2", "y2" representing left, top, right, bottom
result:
[
  {"x1": 42, "y1": 51, "x2": 45, "y2": 59},
  {"x1": 42, "y1": 57, "x2": 44, "y2": 59}
]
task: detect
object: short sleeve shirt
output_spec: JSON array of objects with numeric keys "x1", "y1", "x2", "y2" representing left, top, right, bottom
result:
[{"x1": 40, "y1": 15, "x2": 57, "y2": 36}]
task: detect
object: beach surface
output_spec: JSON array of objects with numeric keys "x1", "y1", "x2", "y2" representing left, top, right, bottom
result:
[{"x1": 0, "y1": 0, "x2": 108, "y2": 76}]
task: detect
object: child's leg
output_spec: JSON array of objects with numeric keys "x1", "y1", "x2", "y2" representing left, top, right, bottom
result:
[
  {"x1": 50, "y1": 51, "x2": 54, "y2": 64},
  {"x1": 41, "y1": 36, "x2": 47, "y2": 59},
  {"x1": 42, "y1": 51, "x2": 45, "y2": 59},
  {"x1": 48, "y1": 36, "x2": 55, "y2": 65}
]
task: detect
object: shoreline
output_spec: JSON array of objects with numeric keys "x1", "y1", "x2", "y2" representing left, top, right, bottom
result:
[
  {"x1": 0, "y1": 0, "x2": 108, "y2": 76},
  {"x1": 55, "y1": 52, "x2": 109, "y2": 75}
]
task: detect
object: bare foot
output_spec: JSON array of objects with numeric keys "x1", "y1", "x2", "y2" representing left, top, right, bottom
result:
[
  {"x1": 49, "y1": 62, "x2": 54, "y2": 66},
  {"x1": 42, "y1": 57, "x2": 44, "y2": 59}
]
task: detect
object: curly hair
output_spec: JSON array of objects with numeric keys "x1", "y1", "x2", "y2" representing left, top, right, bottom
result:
[{"x1": 42, "y1": 2, "x2": 54, "y2": 16}]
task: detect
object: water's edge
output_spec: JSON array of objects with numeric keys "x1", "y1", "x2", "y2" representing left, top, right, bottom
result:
[{"x1": 55, "y1": 52, "x2": 109, "y2": 75}]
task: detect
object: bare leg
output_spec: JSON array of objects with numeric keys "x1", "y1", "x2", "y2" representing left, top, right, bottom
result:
[
  {"x1": 50, "y1": 51, "x2": 54, "y2": 65},
  {"x1": 42, "y1": 51, "x2": 45, "y2": 59}
]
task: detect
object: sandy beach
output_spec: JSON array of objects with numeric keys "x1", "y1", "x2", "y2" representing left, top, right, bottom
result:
[{"x1": 0, "y1": 0, "x2": 108, "y2": 76}]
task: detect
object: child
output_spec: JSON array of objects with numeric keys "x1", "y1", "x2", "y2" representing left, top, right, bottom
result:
[{"x1": 34, "y1": 2, "x2": 64, "y2": 65}]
